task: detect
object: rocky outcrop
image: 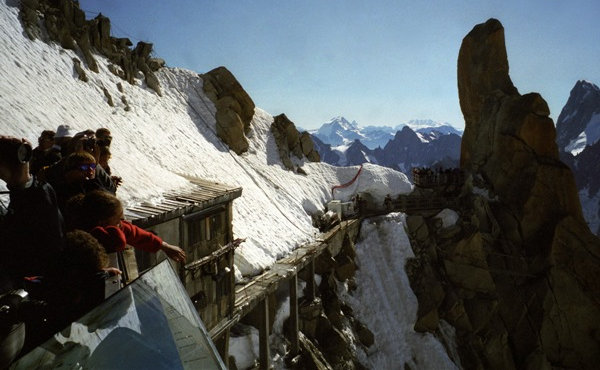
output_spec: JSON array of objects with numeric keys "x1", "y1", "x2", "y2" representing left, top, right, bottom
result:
[
  {"x1": 297, "y1": 240, "x2": 370, "y2": 370},
  {"x1": 406, "y1": 18, "x2": 600, "y2": 370},
  {"x1": 20, "y1": 0, "x2": 163, "y2": 96},
  {"x1": 458, "y1": 18, "x2": 585, "y2": 242},
  {"x1": 271, "y1": 114, "x2": 320, "y2": 172},
  {"x1": 201, "y1": 67, "x2": 255, "y2": 155}
]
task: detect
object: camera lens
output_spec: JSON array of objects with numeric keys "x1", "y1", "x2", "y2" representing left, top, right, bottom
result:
[{"x1": 17, "y1": 144, "x2": 32, "y2": 163}]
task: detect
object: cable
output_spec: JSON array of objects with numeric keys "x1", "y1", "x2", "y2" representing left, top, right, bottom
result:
[
  {"x1": 179, "y1": 80, "x2": 312, "y2": 237},
  {"x1": 331, "y1": 164, "x2": 363, "y2": 198}
]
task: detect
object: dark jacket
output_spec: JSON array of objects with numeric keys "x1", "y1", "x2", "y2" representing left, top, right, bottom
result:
[
  {"x1": 29, "y1": 147, "x2": 61, "y2": 176},
  {"x1": 0, "y1": 178, "x2": 65, "y2": 286},
  {"x1": 45, "y1": 160, "x2": 117, "y2": 212}
]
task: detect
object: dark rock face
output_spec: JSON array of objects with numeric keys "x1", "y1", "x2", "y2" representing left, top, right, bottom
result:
[
  {"x1": 20, "y1": 0, "x2": 163, "y2": 96},
  {"x1": 311, "y1": 136, "x2": 342, "y2": 165},
  {"x1": 556, "y1": 80, "x2": 600, "y2": 153},
  {"x1": 271, "y1": 114, "x2": 320, "y2": 171},
  {"x1": 555, "y1": 80, "x2": 600, "y2": 236},
  {"x1": 381, "y1": 126, "x2": 461, "y2": 172},
  {"x1": 405, "y1": 18, "x2": 600, "y2": 369},
  {"x1": 458, "y1": 19, "x2": 583, "y2": 243},
  {"x1": 201, "y1": 66, "x2": 255, "y2": 155},
  {"x1": 344, "y1": 140, "x2": 375, "y2": 167},
  {"x1": 573, "y1": 140, "x2": 600, "y2": 196},
  {"x1": 458, "y1": 19, "x2": 519, "y2": 170}
]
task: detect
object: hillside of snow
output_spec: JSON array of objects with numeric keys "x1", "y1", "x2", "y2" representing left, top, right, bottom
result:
[{"x1": 0, "y1": 3, "x2": 412, "y2": 278}]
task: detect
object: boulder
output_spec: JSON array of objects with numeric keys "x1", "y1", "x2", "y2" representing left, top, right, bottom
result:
[
  {"x1": 72, "y1": 58, "x2": 88, "y2": 82},
  {"x1": 353, "y1": 320, "x2": 374, "y2": 348},
  {"x1": 215, "y1": 108, "x2": 249, "y2": 155},
  {"x1": 300, "y1": 131, "x2": 321, "y2": 162},
  {"x1": 298, "y1": 332, "x2": 335, "y2": 370},
  {"x1": 201, "y1": 67, "x2": 255, "y2": 154},
  {"x1": 333, "y1": 254, "x2": 356, "y2": 282},
  {"x1": 20, "y1": 0, "x2": 40, "y2": 40},
  {"x1": 271, "y1": 114, "x2": 320, "y2": 170}
]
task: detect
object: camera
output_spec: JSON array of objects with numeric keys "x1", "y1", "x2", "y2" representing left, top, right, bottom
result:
[
  {"x1": 83, "y1": 136, "x2": 96, "y2": 151},
  {"x1": 0, "y1": 289, "x2": 29, "y2": 327},
  {"x1": 0, "y1": 137, "x2": 32, "y2": 171},
  {"x1": 17, "y1": 143, "x2": 32, "y2": 163}
]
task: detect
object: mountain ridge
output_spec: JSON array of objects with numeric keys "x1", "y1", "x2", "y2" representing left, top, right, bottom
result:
[
  {"x1": 310, "y1": 116, "x2": 462, "y2": 150},
  {"x1": 312, "y1": 118, "x2": 462, "y2": 175}
]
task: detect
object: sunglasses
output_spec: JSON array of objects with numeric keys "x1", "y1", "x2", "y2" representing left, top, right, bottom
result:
[{"x1": 78, "y1": 163, "x2": 97, "y2": 172}]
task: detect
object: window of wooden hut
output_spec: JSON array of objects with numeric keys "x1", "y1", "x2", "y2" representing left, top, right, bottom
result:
[
  {"x1": 206, "y1": 212, "x2": 226, "y2": 245},
  {"x1": 188, "y1": 216, "x2": 206, "y2": 247}
]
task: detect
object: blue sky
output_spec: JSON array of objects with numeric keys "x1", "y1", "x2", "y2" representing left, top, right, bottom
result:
[{"x1": 79, "y1": 0, "x2": 599, "y2": 130}]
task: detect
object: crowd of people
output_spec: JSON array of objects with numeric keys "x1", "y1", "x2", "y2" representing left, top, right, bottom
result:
[{"x1": 0, "y1": 126, "x2": 186, "y2": 359}]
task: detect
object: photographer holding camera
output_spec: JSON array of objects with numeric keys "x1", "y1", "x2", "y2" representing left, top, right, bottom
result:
[
  {"x1": 0, "y1": 135, "x2": 65, "y2": 291},
  {"x1": 0, "y1": 135, "x2": 67, "y2": 362}
]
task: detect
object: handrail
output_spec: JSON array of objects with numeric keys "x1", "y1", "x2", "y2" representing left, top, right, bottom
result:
[
  {"x1": 183, "y1": 238, "x2": 244, "y2": 271},
  {"x1": 331, "y1": 164, "x2": 363, "y2": 198}
]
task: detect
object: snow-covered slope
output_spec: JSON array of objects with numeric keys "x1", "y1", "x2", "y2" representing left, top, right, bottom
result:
[
  {"x1": 0, "y1": 3, "x2": 412, "y2": 278},
  {"x1": 341, "y1": 213, "x2": 458, "y2": 369}
]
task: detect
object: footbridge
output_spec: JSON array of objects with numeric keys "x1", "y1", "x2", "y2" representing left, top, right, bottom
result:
[{"x1": 211, "y1": 219, "x2": 361, "y2": 369}]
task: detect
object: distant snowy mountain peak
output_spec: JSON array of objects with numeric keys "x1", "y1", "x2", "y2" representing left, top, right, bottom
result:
[
  {"x1": 314, "y1": 117, "x2": 462, "y2": 150},
  {"x1": 578, "y1": 79, "x2": 600, "y2": 92},
  {"x1": 325, "y1": 116, "x2": 358, "y2": 130},
  {"x1": 407, "y1": 119, "x2": 442, "y2": 128},
  {"x1": 393, "y1": 119, "x2": 463, "y2": 139},
  {"x1": 556, "y1": 80, "x2": 600, "y2": 154},
  {"x1": 314, "y1": 116, "x2": 364, "y2": 147},
  {"x1": 556, "y1": 79, "x2": 600, "y2": 236}
]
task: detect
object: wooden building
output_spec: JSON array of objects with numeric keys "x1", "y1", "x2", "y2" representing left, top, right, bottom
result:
[{"x1": 123, "y1": 178, "x2": 242, "y2": 358}]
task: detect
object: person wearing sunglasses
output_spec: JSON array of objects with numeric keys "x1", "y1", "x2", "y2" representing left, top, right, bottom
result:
[{"x1": 51, "y1": 152, "x2": 114, "y2": 212}]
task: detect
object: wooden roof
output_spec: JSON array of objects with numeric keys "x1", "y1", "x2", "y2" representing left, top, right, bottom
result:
[{"x1": 126, "y1": 178, "x2": 242, "y2": 228}]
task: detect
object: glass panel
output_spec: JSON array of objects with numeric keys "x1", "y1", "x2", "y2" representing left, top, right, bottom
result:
[{"x1": 11, "y1": 260, "x2": 225, "y2": 370}]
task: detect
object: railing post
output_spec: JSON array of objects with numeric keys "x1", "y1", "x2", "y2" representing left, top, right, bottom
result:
[
  {"x1": 289, "y1": 273, "x2": 299, "y2": 357},
  {"x1": 259, "y1": 296, "x2": 270, "y2": 369}
]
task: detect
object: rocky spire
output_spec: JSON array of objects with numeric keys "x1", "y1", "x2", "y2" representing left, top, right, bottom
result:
[
  {"x1": 458, "y1": 18, "x2": 583, "y2": 241},
  {"x1": 451, "y1": 18, "x2": 600, "y2": 368}
]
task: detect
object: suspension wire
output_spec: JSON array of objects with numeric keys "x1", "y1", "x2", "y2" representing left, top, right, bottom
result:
[{"x1": 174, "y1": 76, "x2": 312, "y2": 237}]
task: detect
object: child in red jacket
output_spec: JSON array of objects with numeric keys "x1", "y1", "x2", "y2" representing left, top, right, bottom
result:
[{"x1": 67, "y1": 190, "x2": 186, "y2": 263}]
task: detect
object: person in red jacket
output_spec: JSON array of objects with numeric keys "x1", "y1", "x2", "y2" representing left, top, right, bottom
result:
[{"x1": 67, "y1": 190, "x2": 186, "y2": 263}]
